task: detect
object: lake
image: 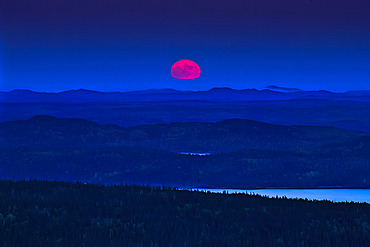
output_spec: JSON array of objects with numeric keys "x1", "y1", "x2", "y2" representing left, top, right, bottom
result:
[
  {"x1": 179, "y1": 152, "x2": 213, "y2": 156},
  {"x1": 192, "y1": 188, "x2": 370, "y2": 203}
]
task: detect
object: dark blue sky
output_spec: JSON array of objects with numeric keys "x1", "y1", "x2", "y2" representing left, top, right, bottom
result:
[{"x1": 1, "y1": 0, "x2": 369, "y2": 92}]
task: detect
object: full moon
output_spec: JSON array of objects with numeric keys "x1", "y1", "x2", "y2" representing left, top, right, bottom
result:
[{"x1": 171, "y1": 60, "x2": 201, "y2": 79}]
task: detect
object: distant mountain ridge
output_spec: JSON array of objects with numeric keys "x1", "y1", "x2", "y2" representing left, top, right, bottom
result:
[
  {"x1": 265, "y1": 85, "x2": 302, "y2": 92},
  {"x1": 1, "y1": 86, "x2": 370, "y2": 132},
  {"x1": 1, "y1": 87, "x2": 370, "y2": 102}
]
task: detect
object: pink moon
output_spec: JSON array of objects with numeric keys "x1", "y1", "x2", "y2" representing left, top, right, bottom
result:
[{"x1": 171, "y1": 60, "x2": 201, "y2": 79}]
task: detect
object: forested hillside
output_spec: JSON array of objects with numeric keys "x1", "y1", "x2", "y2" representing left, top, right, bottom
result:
[
  {"x1": 1, "y1": 116, "x2": 370, "y2": 188},
  {"x1": 0, "y1": 180, "x2": 369, "y2": 247},
  {"x1": 1, "y1": 115, "x2": 368, "y2": 152}
]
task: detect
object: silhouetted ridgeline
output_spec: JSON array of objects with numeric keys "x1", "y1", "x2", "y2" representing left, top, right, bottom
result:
[
  {"x1": 1, "y1": 88, "x2": 370, "y2": 131},
  {"x1": 1, "y1": 116, "x2": 370, "y2": 188},
  {"x1": 0, "y1": 180, "x2": 369, "y2": 247},
  {"x1": 2, "y1": 87, "x2": 370, "y2": 102}
]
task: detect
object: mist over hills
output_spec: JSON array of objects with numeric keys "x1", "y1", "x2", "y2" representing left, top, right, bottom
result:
[
  {"x1": 1, "y1": 87, "x2": 370, "y2": 102},
  {"x1": 1, "y1": 87, "x2": 370, "y2": 131},
  {"x1": 1, "y1": 116, "x2": 369, "y2": 188},
  {"x1": 1, "y1": 87, "x2": 369, "y2": 188}
]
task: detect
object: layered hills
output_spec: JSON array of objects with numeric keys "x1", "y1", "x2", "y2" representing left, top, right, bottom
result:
[
  {"x1": 1, "y1": 87, "x2": 370, "y2": 131},
  {"x1": 2, "y1": 87, "x2": 370, "y2": 102},
  {"x1": 1, "y1": 116, "x2": 369, "y2": 188}
]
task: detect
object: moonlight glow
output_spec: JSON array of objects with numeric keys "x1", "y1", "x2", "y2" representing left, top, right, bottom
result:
[{"x1": 171, "y1": 60, "x2": 201, "y2": 79}]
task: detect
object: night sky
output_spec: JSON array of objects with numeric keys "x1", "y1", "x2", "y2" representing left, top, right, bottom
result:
[{"x1": 1, "y1": 0, "x2": 369, "y2": 92}]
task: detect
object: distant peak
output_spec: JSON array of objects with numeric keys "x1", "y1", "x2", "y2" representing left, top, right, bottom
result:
[
  {"x1": 61, "y1": 88, "x2": 100, "y2": 93},
  {"x1": 131, "y1": 88, "x2": 181, "y2": 94},
  {"x1": 30, "y1": 115, "x2": 57, "y2": 120},
  {"x1": 265, "y1": 85, "x2": 301, "y2": 92},
  {"x1": 208, "y1": 87, "x2": 234, "y2": 91},
  {"x1": 217, "y1": 118, "x2": 272, "y2": 125},
  {"x1": 9, "y1": 89, "x2": 37, "y2": 93}
]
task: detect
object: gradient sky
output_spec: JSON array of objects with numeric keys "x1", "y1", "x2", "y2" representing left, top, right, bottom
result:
[{"x1": 0, "y1": 0, "x2": 369, "y2": 92}]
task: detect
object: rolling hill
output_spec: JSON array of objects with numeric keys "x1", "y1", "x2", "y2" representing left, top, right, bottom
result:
[
  {"x1": 1, "y1": 88, "x2": 370, "y2": 132},
  {"x1": 1, "y1": 116, "x2": 370, "y2": 188}
]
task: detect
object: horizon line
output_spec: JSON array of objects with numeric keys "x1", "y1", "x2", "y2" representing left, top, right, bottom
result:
[{"x1": 1, "y1": 86, "x2": 368, "y2": 94}]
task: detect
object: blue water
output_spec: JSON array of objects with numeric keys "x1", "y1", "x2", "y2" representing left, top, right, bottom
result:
[
  {"x1": 179, "y1": 152, "x2": 213, "y2": 156},
  {"x1": 193, "y1": 188, "x2": 370, "y2": 203}
]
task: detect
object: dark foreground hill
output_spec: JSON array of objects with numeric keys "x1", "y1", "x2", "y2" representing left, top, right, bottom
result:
[
  {"x1": 1, "y1": 116, "x2": 370, "y2": 188},
  {"x1": 0, "y1": 180, "x2": 369, "y2": 247}
]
